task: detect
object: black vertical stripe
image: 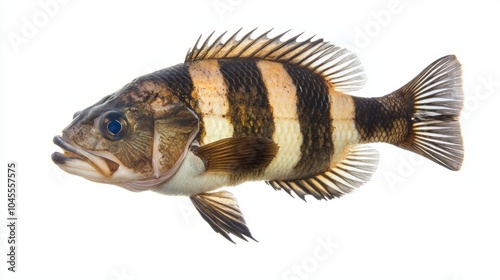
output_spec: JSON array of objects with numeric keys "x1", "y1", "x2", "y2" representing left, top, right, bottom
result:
[
  {"x1": 284, "y1": 64, "x2": 334, "y2": 178},
  {"x1": 133, "y1": 63, "x2": 202, "y2": 140},
  {"x1": 218, "y1": 59, "x2": 276, "y2": 184},
  {"x1": 218, "y1": 59, "x2": 275, "y2": 139},
  {"x1": 352, "y1": 95, "x2": 412, "y2": 143},
  {"x1": 121, "y1": 63, "x2": 195, "y2": 112},
  {"x1": 149, "y1": 63, "x2": 196, "y2": 110}
]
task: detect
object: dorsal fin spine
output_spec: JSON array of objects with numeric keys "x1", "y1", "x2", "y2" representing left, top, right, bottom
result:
[
  {"x1": 218, "y1": 28, "x2": 244, "y2": 59},
  {"x1": 197, "y1": 31, "x2": 215, "y2": 59},
  {"x1": 267, "y1": 32, "x2": 304, "y2": 60},
  {"x1": 241, "y1": 29, "x2": 273, "y2": 58},
  {"x1": 185, "y1": 29, "x2": 366, "y2": 92},
  {"x1": 184, "y1": 34, "x2": 202, "y2": 62},
  {"x1": 258, "y1": 30, "x2": 292, "y2": 59},
  {"x1": 206, "y1": 31, "x2": 228, "y2": 59},
  {"x1": 248, "y1": 29, "x2": 285, "y2": 59},
  {"x1": 231, "y1": 28, "x2": 257, "y2": 58}
]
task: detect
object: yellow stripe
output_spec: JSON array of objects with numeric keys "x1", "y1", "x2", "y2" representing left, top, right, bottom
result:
[
  {"x1": 188, "y1": 60, "x2": 233, "y2": 144},
  {"x1": 256, "y1": 60, "x2": 303, "y2": 179},
  {"x1": 328, "y1": 89, "x2": 360, "y2": 162}
]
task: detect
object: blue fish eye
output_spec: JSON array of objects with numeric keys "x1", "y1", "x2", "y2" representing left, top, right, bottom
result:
[
  {"x1": 100, "y1": 111, "x2": 129, "y2": 141},
  {"x1": 107, "y1": 119, "x2": 122, "y2": 135}
]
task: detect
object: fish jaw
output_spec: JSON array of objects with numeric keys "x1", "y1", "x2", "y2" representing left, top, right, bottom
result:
[
  {"x1": 52, "y1": 135, "x2": 117, "y2": 176},
  {"x1": 51, "y1": 150, "x2": 115, "y2": 182},
  {"x1": 52, "y1": 135, "x2": 149, "y2": 189}
]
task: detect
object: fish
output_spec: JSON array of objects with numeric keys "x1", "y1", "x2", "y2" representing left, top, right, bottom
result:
[{"x1": 52, "y1": 29, "x2": 464, "y2": 243}]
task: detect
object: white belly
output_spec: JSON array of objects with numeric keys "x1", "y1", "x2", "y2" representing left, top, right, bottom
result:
[{"x1": 153, "y1": 151, "x2": 230, "y2": 196}]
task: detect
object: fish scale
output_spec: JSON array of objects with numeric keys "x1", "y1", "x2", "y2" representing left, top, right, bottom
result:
[
  {"x1": 218, "y1": 59, "x2": 275, "y2": 139},
  {"x1": 52, "y1": 29, "x2": 464, "y2": 243},
  {"x1": 283, "y1": 63, "x2": 334, "y2": 178},
  {"x1": 256, "y1": 60, "x2": 304, "y2": 180},
  {"x1": 352, "y1": 94, "x2": 412, "y2": 144}
]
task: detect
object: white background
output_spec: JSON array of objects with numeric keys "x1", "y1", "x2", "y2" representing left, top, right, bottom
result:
[{"x1": 1, "y1": 1, "x2": 499, "y2": 280}]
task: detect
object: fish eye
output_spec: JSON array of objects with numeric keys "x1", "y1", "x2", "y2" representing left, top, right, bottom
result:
[{"x1": 99, "y1": 111, "x2": 129, "y2": 141}]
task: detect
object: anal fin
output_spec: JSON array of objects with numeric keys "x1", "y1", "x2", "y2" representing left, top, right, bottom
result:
[
  {"x1": 190, "y1": 191, "x2": 256, "y2": 243},
  {"x1": 267, "y1": 145, "x2": 379, "y2": 201}
]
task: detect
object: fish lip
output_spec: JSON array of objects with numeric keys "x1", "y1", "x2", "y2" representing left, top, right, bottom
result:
[
  {"x1": 51, "y1": 150, "x2": 79, "y2": 164},
  {"x1": 52, "y1": 135, "x2": 86, "y2": 163},
  {"x1": 52, "y1": 135, "x2": 118, "y2": 177}
]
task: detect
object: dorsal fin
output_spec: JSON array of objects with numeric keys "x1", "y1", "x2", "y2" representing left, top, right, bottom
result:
[{"x1": 185, "y1": 29, "x2": 366, "y2": 92}]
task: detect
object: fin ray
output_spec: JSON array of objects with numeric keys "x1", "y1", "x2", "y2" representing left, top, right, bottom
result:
[
  {"x1": 394, "y1": 55, "x2": 464, "y2": 170},
  {"x1": 267, "y1": 145, "x2": 379, "y2": 201},
  {"x1": 190, "y1": 191, "x2": 256, "y2": 243},
  {"x1": 185, "y1": 29, "x2": 366, "y2": 92},
  {"x1": 193, "y1": 137, "x2": 279, "y2": 173}
]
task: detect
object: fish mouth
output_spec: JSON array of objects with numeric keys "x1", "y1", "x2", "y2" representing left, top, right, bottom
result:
[{"x1": 52, "y1": 135, "x2": 119, "y2": 179}]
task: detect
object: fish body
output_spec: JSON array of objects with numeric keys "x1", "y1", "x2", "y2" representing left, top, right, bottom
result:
[
  {"x1": 52, "y1": 29, "x2": 464, "y2": 242},
  {"x1": 155, "y1": 58, "x2": 362, "y2": 196}
]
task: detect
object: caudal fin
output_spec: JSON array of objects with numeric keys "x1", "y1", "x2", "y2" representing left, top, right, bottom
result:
[{"x1": 394, "y1": 55, "x2": 464, "y2": 170}]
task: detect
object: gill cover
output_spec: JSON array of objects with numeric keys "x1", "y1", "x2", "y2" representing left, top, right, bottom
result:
[
  {"x1": 53, "y1": 79, "x2": 199, "y2": 191},
  {"x1": 151, "y1": 102, "x2": 199, "y2": 178}
]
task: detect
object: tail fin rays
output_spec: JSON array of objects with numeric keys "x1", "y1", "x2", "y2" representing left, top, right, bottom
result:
[{"x1": 395, "y1": 55, "x2": 464, "y2": 171}]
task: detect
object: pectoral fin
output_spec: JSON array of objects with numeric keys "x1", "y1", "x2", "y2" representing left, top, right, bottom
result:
[
  {"x1": 193, "y1": 137, "x2": 279, "y2": 173},
  {"x1": 190, "y1": 191, "x2": 256, "y2": 243},
  {"x1": 267, "y1": 145, "x2": 379, "y2": 201}
]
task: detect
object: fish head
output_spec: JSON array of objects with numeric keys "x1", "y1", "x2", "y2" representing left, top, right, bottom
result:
[{"x1": 52, "y1": 78, "x2": 199, "y2": 191}]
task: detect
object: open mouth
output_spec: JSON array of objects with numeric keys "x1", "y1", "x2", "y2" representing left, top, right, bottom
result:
[
  {"x1": 52, "y1": 135, "x2": 119, "y2": 177},
  {"x1": 52, "y1": 135, "x2": 88, "y2": 163}
]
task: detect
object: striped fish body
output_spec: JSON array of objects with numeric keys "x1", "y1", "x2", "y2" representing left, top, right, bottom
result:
[
  {"x1": 153, "y1": 58, "x2": 362, "y2": 195},
  {"x1": 154, "y1": 53, "x2": 462, "y2": 196},
  {"x1": 52, "y1": 30, "x2": 464, "y2": 242}
]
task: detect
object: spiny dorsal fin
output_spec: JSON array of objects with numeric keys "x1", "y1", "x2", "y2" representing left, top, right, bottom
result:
[
  {"x1": 185, "y1": 28, "x2": 366, "y2": 92},
  {"x1": 267, "y1": 145, "x2": 379, "y2": 201},
  {"x1": 190, "y1": 191, "x2": 256, "y2": 243}
]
